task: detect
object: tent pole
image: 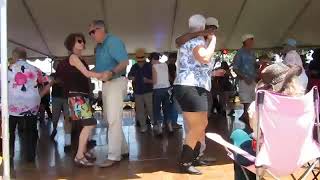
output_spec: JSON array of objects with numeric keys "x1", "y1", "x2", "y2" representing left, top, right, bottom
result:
[{"x1": 1, "y1": 0, "x2": 11, "y2": 179}]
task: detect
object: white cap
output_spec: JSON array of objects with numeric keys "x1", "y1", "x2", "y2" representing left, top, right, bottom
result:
[
  {"x1": 206, "y1": 17, "x2": 219, "y2": 28},
  {"x1": 189, "y1": 14, "x2": 206, "y2": 30},
  {"x1": 241, "y1": 34, "x2": 254, "y2": 42}
]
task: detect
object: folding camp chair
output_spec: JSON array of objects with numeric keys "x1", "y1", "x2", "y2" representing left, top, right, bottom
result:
[{"x1": 207, "y1": 87, "x2": 320, "y2": 180}]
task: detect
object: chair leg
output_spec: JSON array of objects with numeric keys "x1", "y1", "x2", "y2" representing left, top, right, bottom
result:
[
  {"x1": 240, "y1": 166, "x2": 250, "y2": 180},
  {"x1": 298, "y1": 160, "x2": 318, "y2": 180},
  {"x1": 291, "y1": 174, "x2": 297, "y2": 180}
]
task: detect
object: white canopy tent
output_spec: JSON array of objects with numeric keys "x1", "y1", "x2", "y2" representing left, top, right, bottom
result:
[{"x1": 3, "y1": 0, "x2": 320, "y2": 62}]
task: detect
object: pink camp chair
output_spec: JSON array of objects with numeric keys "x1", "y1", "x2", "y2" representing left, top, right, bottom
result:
[{"x1": 207, "y1": 87, "x2": 320, "y2": 180}]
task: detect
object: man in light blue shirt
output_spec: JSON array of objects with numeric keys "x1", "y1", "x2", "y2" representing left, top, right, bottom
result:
[
  {"x1": 89, "y1": 20, "x2": 129, "y2": 168},
  {"x1": 233, "y1": 34, "x2": 257, "y2": 126}
]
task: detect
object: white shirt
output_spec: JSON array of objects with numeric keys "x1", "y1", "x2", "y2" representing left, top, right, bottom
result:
[
  {"x1": 153, "y1": 63, "x2": 170, "y2": 89},
  {"x1": 284, "y1": 50, "x2": 308, "y2": 90}
]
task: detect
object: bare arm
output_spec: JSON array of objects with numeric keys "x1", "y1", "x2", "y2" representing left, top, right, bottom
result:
[
  {"x1": 69, "y1": 54, "x2": 102, "y2": 79},
  {"x1": 112, "y1": 60, "x2": 129, "y2": 75},
  {"x1": 39, "y1": 81, "x2": 54, "y2": 98},
  {"x1": 193, "y1": 35, "x2": 217, "y2": 64},
  {"x1": 176, "y1": 29, "x2": 214, "y2": 48},
  {"x1": 176, "y1": 32, "x2": 201, "y2": 48},
  {"x1": 233, "y1": 69, "x2": 245, "y2": 80}
]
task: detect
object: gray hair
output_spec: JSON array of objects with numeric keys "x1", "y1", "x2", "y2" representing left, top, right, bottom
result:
[
  {"x1": 188, "y1": 14, "x2": 206, "y2": 32},
  {"x1": 12, "y1": 47, "x2": 27, "y2": 60},
  {"x1": 91, "y1": 20, "x2": 106, "y2": 29}
]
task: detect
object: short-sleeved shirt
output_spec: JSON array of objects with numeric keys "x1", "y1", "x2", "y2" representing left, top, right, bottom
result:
[
  {"x1": 128, "y1": 62, "x2": 153, "y2": 95},
  {"x1": 174, "y1": 37, "x2": 214, "y2": 91},
  {"x1": 233, "y1": 48, "x2": 257, "y2": 81},
  {"x1": 284, "y1": 50, "x2": 308, "y2": 90},
  {"x1": 95, "y1": 34, "x2": 128, "y2": 79},
  {"x1": 8, "y1": 60, "x2": 45, "y2": 116}
]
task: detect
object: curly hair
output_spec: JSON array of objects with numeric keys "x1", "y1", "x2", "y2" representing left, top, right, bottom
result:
[{"x1": 64, "y1": 33, "x2": 86, "y2": 53}]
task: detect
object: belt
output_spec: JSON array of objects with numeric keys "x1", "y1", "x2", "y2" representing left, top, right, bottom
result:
[{"x1": 103, "y1": 75, "x2": 126, "y2": 83}]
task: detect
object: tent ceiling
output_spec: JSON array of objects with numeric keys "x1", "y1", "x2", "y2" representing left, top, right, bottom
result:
[{"x1": 4, "y1": 0, "x2": 320, "y2": 59}]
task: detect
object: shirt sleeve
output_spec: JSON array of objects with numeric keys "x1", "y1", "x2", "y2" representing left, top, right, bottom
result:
[
  {"x1": 233, "y1": 51, "x2": 242, "y2": 71},
  {"x1": 190, "y1": 38, "x2": 206, "y2": 52},
  {"x1": 108, "y1": 36, "x2": 129, "y2": 63}
]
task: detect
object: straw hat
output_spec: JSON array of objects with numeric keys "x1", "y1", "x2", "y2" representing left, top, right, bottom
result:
[{"x1": 259, "y1": 62, "x2": 302, "y2": 92}]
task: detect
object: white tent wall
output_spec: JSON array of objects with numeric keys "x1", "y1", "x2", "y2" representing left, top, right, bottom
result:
[
  {"x1": 5, "y1": 0, "x2": 320, "y2": 60},
  {"x1": 1, "y1": 0, "x2": 11, "y2": 178}
]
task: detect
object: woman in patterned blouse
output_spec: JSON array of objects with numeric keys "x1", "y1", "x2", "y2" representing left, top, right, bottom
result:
[{"x1": 173, "y1": 14, "x2": 217, "y2": 175}]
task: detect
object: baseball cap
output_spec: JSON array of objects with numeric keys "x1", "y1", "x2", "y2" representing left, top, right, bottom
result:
[
  {"x1": 206, "y1": 17, "x2": 219, "y2": 28},
  {"x1": 241, "y1": 34, "x2": 254, "y2": 42},
  {"x1": 284, "y1": 38, "x2": 297, "y2": 47}
]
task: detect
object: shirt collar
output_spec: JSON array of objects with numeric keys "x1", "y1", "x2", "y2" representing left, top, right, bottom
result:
[{"x1": 101, "y1": 33, "x2": 111, "y2": 45}]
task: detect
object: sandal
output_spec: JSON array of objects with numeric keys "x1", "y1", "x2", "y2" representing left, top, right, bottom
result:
[
  {"x1": 84, "y1": 152, "x2": 97, "y2": 162},
  {"x1": 74, "y1": 156, "x2": 94, "y2": 167}
]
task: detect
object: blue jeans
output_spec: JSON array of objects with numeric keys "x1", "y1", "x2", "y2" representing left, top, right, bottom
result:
[
  {"x1": 168, "y1": 99, "x2": 178, "y2": 124},
  {"x1": 153, "y1": 88, "x2": 172, "y2": 125}
]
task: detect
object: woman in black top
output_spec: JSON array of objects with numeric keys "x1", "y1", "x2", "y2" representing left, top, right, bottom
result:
[{"x1": 62, "y1": 33, "x2": 106, "y2": 167}]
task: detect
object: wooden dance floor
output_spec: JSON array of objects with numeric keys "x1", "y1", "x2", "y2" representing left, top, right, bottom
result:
[{"x1": 9, "y1": 109, "x2": 316, "y2": 180}]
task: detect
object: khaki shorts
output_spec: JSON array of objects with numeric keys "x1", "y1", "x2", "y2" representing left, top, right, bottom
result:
[{"x1": 238, "y1": 80, "x2": 256, "y2": 104}]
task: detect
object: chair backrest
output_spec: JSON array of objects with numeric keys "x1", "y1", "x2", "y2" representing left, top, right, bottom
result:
[{"x1": 255, "y1": 87, "x2": 320, "y2": 176}]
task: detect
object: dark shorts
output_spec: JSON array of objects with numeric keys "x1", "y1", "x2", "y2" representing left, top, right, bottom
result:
[
  {"x1": 173, "y1": 85, "x2": 209, "y2": 112},
  {"x1": 68, "y1": 95, "x2": 96, "y2": 126}
]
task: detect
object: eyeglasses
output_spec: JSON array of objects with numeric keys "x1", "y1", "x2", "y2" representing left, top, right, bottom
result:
[
  {"x1": 77, "y1": 39, "x2": 85, "y2": 44},
  {"x1": 89, "y1": 28, "x2": 100, "y2": 36}
]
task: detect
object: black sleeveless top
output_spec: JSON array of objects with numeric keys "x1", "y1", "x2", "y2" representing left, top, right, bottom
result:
[{"x1": 59, "y1": 55, "x2": 90, "y2": 97}]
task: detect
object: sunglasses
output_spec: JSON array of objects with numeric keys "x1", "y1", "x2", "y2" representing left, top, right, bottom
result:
[
  {"x1": 77, "y1": 39, "x2": 85, "y2": 44},
  {"x1": 89, "y1": 28, "x2": 101, "y2": 36}
]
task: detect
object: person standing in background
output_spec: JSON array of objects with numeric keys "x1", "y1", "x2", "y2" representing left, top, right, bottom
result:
[
  {"x1": 283, "y1": 38, "x2": 308, "y2": 91},
  {"x1": 128, "y1": 49, "x2": 153, "y2": 133},
  {"x1": 233, "y1": 34, "x2": 257, "y2": 126}
]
